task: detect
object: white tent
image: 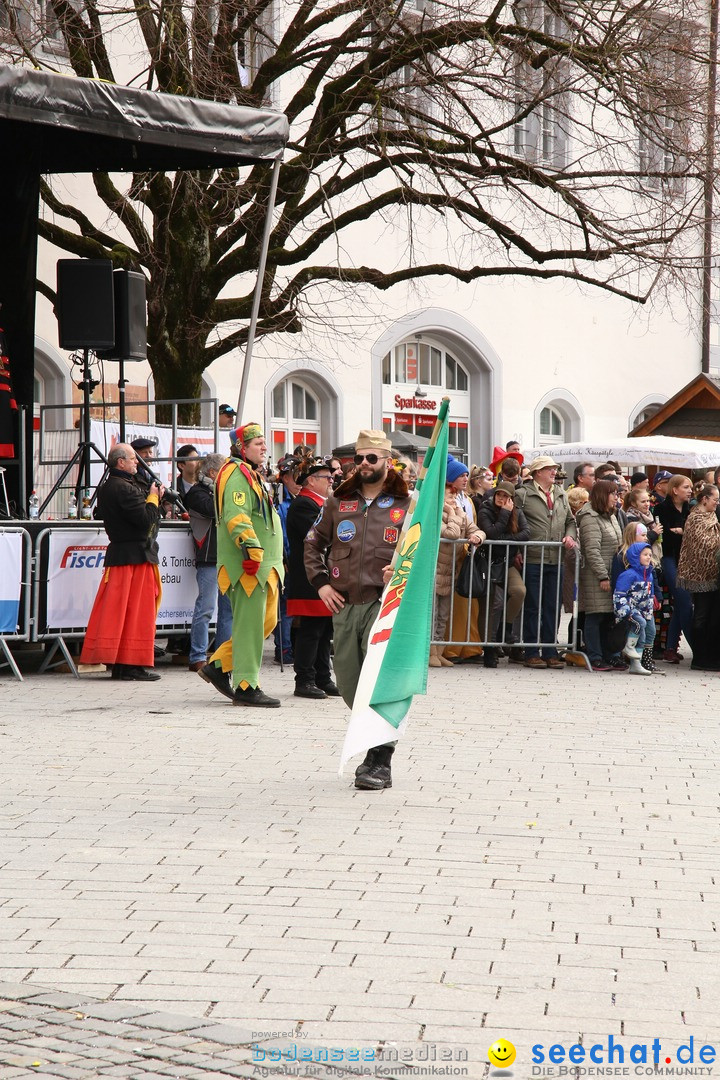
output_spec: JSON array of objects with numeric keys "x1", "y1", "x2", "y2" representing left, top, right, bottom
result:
[{"x1": 524, "y1": 436, "x2": 720, "y2": 470}]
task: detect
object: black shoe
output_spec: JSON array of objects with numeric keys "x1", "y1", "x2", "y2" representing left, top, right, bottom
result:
[
  {"x1": 354, "y1": 762, "x2": 392, "y2": 790},
  {"x1": 483, "y1": 647, "x2": 498, "y2": 669},
  {"x1": 113, "y1": 665, "x2": 160, "y2": 681},
  {"x1": 233, "y1": 686, "x2": 281, "y2": 708},
  {"x1": 508, "y1": 647, "x2": 526, "y2": 664},
  {"x1": 294, "y1": 683, "x2": 327, "y2": 699},
  {"x1": 318, "y1": 681, "x2": 340, "y2": 696},
  {"x1": 198, "y1": 663, "x2": 234, "y2": 701}
]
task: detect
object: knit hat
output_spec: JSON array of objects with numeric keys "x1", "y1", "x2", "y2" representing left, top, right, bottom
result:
[
  {"x1": 446, "y1": 455, "x2": 469, "y2": 483},
  {"x1": 630, "y1": 472, "x2": 648, "y2": 487},
  {"x1": 355, "y1": 429, "x2": 392, "y2": 453}
]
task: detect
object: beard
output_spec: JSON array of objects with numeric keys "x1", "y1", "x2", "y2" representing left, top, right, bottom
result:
[{"x1": 359, "y1": 464, "x2": 386, "y2": 486}]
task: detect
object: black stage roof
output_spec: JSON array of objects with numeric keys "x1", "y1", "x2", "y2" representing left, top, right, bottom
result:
[{"x1": 0, "y1": 65, "x2": 289, "y2": 172}]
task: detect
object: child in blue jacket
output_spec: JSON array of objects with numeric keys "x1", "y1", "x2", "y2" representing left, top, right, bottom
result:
[{"x1": 613, "y1": 542, "x2": 657, "y2": 676}]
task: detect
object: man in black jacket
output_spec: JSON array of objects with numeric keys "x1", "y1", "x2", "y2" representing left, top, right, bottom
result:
[
  {"x1": 79, "y1": 443, "x2": 164, "y2": 681},
  {"x1": 286, "y1": 460, "x2": 339, "y2": 699},
  {"x1": 184, "y1": 453, "x2": 233, "y2": 683}
]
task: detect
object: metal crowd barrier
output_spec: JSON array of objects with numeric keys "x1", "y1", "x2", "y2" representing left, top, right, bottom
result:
[
  {"x1": 431, "y1": 537, "x2": 589, "y2": 667},
  {"x1": 0, "y1": 526, "x2": 32, "y2": 681}
]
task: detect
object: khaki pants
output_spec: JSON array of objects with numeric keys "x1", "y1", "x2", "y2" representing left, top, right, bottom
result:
[{"x1": 332, "y1": 599, "x2": 381, "y2": 709}]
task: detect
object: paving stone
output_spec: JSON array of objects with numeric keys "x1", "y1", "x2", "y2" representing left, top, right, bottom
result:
[{"x1": 0, "y1": 657, "x2": 718, "y2": 1074}]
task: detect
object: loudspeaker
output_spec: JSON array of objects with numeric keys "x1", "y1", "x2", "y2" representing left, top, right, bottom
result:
[
  {"x1": 98, "y1": 270, "x2": 147, "y2": 361},
  {"x1": 57, "y1": 259, "x2": 115, "y2": 350}
]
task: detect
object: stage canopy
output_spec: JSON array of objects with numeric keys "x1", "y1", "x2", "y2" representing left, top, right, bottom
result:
[
  {"x1": 524, "y1": 436, "x2": 720, "y2": 470},
  {"x1": 0, "y1": 64, "x2": 289, "y2": 510},
  {"x1": 0, "y1": 65, "x2": 288, "y2": 172}
]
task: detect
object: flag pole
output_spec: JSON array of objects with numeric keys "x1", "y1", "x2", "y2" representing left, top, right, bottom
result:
[{"x1": 388, "y1": 396, "x2": 450, "y2": 570}]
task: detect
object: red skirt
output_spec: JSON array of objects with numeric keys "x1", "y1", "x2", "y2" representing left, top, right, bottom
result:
[{"x1": 80, "y1": 563, "x2": 161, "y2": 667}]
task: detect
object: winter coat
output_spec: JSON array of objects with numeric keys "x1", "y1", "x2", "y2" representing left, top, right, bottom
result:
[
  {"x1": 475, "y1": 499, "x2": 530, "y2": 562},
  {"x1": 96, "y1": 468, "x2": 161, "y2": 566},
  {"x1": 515, "y1": 481, "x2": 576, "y2": 564},
  {"x1": 184, "y1": 477, "x2": 218, "y2": 565},
  {"x1": 577, "y1": 503, "x2": 622, "y2": 613},
  {"x1": 435, "y1": 492, "x2": 485, "y2": 596},
  {"x1": 613, "y1": 542, "x2": 655, "y2": 622},
  {"x1": 676, "y1": 506, "x2": 720, "y2": 592},
  {"x1": 304, "y1": 467, "x2": 411, "y2": 606}
]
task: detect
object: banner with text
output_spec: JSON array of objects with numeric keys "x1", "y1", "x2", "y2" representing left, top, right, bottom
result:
[{"x1": 44, "y1": 527, "x2": 198, "y2": 632}]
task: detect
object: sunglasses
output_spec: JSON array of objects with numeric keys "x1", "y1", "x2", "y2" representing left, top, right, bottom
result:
[{"x1": 354, "y1": 453, "x2": 386, "y2": 465}]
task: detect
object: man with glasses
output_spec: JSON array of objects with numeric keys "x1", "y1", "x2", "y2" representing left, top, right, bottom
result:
[
  {"x1": 305, "y1": 430, "x2": 411, "y2": 790},
  {"x1": 286, "y1": 460, "x2": 340, "y2": 699}
]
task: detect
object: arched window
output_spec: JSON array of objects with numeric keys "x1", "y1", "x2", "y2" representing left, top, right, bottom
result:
[
  {"x1": 539, "y1": 405, "x2": 564, "y2": 443},
  {"x1": 534, "y1": 390, "x2": 583, "y2": 446},
  {"x1": 269, "y1": 376, "x2": 321, "y2": 460},
  {"x1": 381, "y1": 339, "x2": 470, "y2": 461}
]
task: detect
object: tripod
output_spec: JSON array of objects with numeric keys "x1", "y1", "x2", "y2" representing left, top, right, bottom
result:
[{"x1": 40, "y1": 348, "x2": 108, "y2": 516}]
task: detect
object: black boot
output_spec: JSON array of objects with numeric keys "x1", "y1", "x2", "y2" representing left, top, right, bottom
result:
[
  {"x1": 354, "y1": 744, "x2": 394, "y2": 790},
  {"x1": 483, "y1": 646, "x2": 498, "y2": 669},
  {"x1": 294, "y1": 682, "x2": 327, "y2": 699},
  {"x1": 233, "y1": 686, "x2": 281, "y2": 708},
  {"x1": 198, "y1": 662, "x2": 234, "y2": 700}
]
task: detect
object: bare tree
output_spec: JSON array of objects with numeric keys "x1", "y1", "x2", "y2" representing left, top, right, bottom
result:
[{"x1": 1, "y1": 0, "x2": 712, "y2": 418}]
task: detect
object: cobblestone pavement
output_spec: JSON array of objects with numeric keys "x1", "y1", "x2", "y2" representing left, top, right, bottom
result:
[{"x1": 1, "y1": 652, "x2": 720, "y2": 1078}]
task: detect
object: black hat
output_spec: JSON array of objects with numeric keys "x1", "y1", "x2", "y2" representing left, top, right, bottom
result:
[
  {"x1": 219, "y1": 403, "x2": 236, "y2": 417},
  {"x1": 299, "y1": 459, "x2": 333, "y2": 481},
  {"x1": 130, "y1": 436, "x2": 157, "y2": 451},
  {"x1": 277, "y1": 455, "x2": 298, "y2": 476},
  {"x1": 630, "y1": 471, "x2": 648, "y2": 487}
]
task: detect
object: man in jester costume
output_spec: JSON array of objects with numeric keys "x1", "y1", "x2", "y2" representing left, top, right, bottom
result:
[{"x1": 200, "y1": 422, "x2": 284, "y2": 708}]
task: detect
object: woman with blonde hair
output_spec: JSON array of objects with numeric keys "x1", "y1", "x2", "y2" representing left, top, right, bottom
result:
[{"x1": 468, "y1": 465, "x2": 494, "y2": 499}]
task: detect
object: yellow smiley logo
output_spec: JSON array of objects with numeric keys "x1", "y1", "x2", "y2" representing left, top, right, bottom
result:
[{"x1": 488, "y1": 1039, "x2": 516, "y2": 1069}]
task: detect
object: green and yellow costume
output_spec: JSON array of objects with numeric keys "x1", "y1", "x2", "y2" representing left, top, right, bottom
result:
[{"x1": 208, "y1": 458, "x2": 284, "y2": 690}]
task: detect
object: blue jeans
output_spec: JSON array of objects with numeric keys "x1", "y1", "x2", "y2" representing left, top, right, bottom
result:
[
  {"x1": 189, "y1": 563, "x2": 233, "y2": 664},
  {"x1": 273, "y1": 593, "x2": 293, "y2": 660},
  {"x1": 523, "y1": 563, "x2": 561, "y2": 659},
  {"x1": 661, "y1": 556, "x2": 693, "y2": 652},
  {"x1": 629, "y1": 613, "x2": 656, "y2": 650}
]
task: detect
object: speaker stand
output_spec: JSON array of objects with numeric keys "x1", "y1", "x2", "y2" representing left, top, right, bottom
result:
[
  {"x1": 40, "y1": 348, "x2": 108, "y2": 515},
  {"x1": 118, "y1": 358, "x2": 127, "y2": 443}
]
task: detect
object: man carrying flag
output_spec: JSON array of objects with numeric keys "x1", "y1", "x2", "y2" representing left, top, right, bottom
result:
[{"x1": 304, "y1": 430, "x2": 411, "y2": 790}]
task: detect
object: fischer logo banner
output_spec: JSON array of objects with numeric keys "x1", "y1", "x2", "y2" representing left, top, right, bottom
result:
[{"x1": 45, "y1": 528, "x2": 198, "y2": 631}]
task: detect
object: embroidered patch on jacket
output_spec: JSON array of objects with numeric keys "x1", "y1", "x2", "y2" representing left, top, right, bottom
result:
[
  {"x1": 337, "y1": 520, "x2": 356, "y2": 542},
  {"x1": 332, "y1": 566, "x2": 340, "y2": 578},
  {"x1": 306, "y1": 529, "x2": 316, "y2": 541},
  {"x1": 232, "y1": 491, "x2": 246, "y2": 506},
  {"x1": 377, "y1": 495, "x2": 394, "y2": 508},
  {"x1": 384, "y1": 526, "x2": 399, "y2": 545},
  {"x1": 389, "y1": 508, "x2": 405, "y2": 523},
  {"x1": 338, "y1": 500, "x2": 358, "y2": 513}
]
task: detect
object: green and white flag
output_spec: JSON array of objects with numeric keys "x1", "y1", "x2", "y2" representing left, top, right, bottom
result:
[{"x1": 339, "y1": 400, "x2": 450, "y2": 772}]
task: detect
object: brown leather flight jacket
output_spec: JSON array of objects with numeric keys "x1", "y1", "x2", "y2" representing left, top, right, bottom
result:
[{"x1": 304, "y1": 468, "x2": 411, "y2": 606}]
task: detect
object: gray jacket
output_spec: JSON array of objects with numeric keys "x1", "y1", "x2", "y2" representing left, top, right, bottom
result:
[
  {"x1": 515, "y1": 481, "x2": 576, "y2": 565},
  {"x1": 576, "y1": 504, "x2": 622, "y2": 613}
]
